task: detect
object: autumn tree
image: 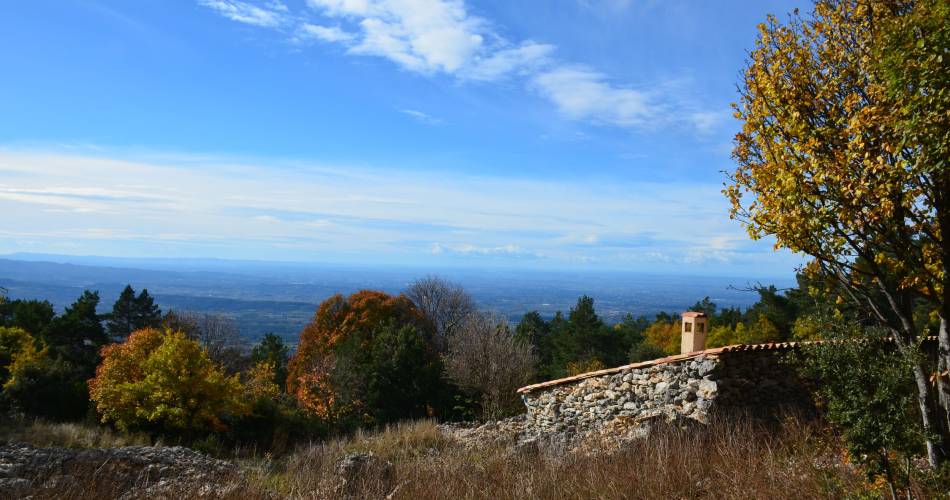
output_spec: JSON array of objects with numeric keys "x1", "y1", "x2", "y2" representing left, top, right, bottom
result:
[
  {"x1": 89, "y1": 327, "x2": 245, "y2": 435},
  {"x1": 286, "y1": 290, "x2": 441, "y2": 422},
  {"x1": 0, "y1": 326, "x2": 44, "y2": 387},
  {"x1": 728, "y1": 0, "x2": 950, "y2": 465},
  {"x1": 404, "y1": 275, "x2": 475, "y2": 352},
  {"x1": 642, "y1": 316, "x2": 680, "y2": 356}
]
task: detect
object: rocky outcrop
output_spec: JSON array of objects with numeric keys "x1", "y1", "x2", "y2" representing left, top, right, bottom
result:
[{"x1": 0, "y1": 443, "x2": 248, "y2": 499}]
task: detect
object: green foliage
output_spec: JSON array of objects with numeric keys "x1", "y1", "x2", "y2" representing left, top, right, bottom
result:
[
  {"x1": 43, "y1": 290, "x2": 108, "y2": 369},
  {"x1": 628, "y1": 342, "x2": 667, "y2": 363},
  {"x1": 106, "y1": 285, "x2": 162, "y2": 340},
  {"x1": 545, "y1": 296, "x2": 627, "y2": 377},
  {"x1": 0, "y1": 299, "x2": 55, "y2": 337},
  {"x1": 332, "y1": 322, "x2": 447, "y2": 427},
  {"x1": 250, "y1": 333, "x2": 290, "y2": 390},
  {"x1": 799, "y1": 326, "x2": 922, "y2": 483},
  {"x1": 4, "y1": 356, "x2": 90, "y2": 421}
]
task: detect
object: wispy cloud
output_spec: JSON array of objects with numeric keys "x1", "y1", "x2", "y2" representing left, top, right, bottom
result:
[
  {"x1": 198, "y1": 0, "x2": 287, "y2": 27},
  {"x1": 296, "y1": 23, "x2": 356, "y2": 43},
  {"x1": 196, "y1": 0, "x2": 719, "y2": 134},
  {"x1": 398, "y1": 108, "x2": 442, "y2": 125},
  {"x1": 0, "y1": 147, "x2": 800, "y2": 273}
]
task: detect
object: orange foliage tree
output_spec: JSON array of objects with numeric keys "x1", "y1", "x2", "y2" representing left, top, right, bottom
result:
[
  {"x1": 286, "y1": 290, "x2": 433, "y2": 419},
  {"x1": 89, "y1": 328, "x2": 245, "y2": 434}
]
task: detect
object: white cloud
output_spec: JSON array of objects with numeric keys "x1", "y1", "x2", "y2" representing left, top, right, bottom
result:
[
  {"x1": 398, "y1": 108, "x2": 442, "y2": 125},
  {"x1": 311, "y1": 0, "x2": 485, "y2": 74},
  {"x1": 430, "y1": 242, "x2": 536, "y2": 258},
  {"x1": 688, "y1": 110, "x2": 730, "y2": 134},
  {"x1": 0, "y1": 147, "x2": 801, "y2": 272},
  {"x1": 462, "y1": 41, "x2": 555, "y2": 81},
  {"x1": 198, "y1": 0, "x2": 287, "y2": 27},
  {"x1": 533, "y1": 66, "x2": 656, "y2": 127},
  {"x1": 298, "y1": 23, "x2": 356, "y2": 43},
  {"x1": 198, "y1": 0, "x2": 724, "y2": 135}
]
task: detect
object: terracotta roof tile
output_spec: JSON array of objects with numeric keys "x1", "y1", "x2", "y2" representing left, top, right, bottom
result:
[
  {"x1": 517, "y1": 341, "x2": 804, "y2": 394},
  {"x1": 517, "y1": 337, "x2": 940, "y2": 394}
]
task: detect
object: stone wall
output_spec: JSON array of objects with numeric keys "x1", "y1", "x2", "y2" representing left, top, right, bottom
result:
[{"x1": 520, "y1": 347, "x2": 812, "y2": 437}]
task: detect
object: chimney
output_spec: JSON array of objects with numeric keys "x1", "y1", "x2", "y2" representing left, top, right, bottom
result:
[{"x1": 680, "y1": 311, "x2": 708, "y2": 354}]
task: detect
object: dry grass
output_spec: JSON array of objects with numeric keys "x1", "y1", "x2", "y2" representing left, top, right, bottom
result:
[
  {"x1": 8, "y1": 417, "x2": 946, "y2": 499},
  {"x1": 249, "y1": 417, "x2": 875, "y2": 499},
  {"x1": 0, "y1": 419, "x2": 151, "y2": 448}
]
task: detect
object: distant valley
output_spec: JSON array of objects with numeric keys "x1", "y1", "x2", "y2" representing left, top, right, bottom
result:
[{"x1": 0, "y1": 254, "x2": 795, "y2": 345}]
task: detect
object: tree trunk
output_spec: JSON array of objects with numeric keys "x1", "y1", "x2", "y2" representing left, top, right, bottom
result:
[
  {"x1": 937, "y1": 316, "x2": 950, "y2": 448},
  {"x1": 911, "y1": 356, "x2": 945, "y2": 468}
]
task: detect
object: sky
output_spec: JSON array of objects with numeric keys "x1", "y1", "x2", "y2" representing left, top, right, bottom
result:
[{"x1": 0, "y1": 0, "x2": 806, "y2": 277}]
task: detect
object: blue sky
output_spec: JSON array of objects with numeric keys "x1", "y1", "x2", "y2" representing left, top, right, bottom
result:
[{"x1": 0, "y1": 0, "x2": 805, "y2": 277}]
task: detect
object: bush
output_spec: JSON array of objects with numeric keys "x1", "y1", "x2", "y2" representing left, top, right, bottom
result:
[
  {"x1": 88, "y1": 328, "x2": 246, "y2": 436},
  {"x1": 443, "y1": 312, "x2": 536, "y2": 420}
]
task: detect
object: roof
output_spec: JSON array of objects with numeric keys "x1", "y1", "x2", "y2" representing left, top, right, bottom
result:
[
  {"x1": 681, "y1": 311, "x2": 707, "y2": 318},
  {"x1": 516, "y1": 341, "x2": 808, "y2": 394}
]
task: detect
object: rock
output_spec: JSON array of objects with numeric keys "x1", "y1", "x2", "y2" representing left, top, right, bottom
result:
[
  {"x1": 0, "y1": 443, "x2": 244, "y2": 498},
  {"x1": 335, "y1": 451, "x2": 394, "y2": 497},
  {"x1": 698, "y1": 379, "x2": 718, "y2": 399}
]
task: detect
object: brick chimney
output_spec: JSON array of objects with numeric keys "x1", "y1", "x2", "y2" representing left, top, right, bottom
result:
[{"x1": 681, "y1": 311, "x2": 708, "y2": 354}]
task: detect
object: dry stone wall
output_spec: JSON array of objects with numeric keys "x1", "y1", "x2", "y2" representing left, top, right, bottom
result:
[{"x1": 521, "y1": 350, "x2": 811, "y2": 436}]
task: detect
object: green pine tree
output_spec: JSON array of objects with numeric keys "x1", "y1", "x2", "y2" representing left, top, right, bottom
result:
[{"x1": 107, "y1": 285, "x2": 137, "y2": 340}]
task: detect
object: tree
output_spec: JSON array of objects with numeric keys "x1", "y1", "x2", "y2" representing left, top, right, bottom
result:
[
  {"x1": 0, "y1": 299, "x2": 55, "y2": 336},
  {"x1": 250, "y1": 333, "x2": 290, "y2": 390},
  {"x1": 0, "y1": 326, "x2": 43, "y2": 387},
  {"x1": 89, "y1": 328, "x2": 246, "y2": 435},
  {"x1": 444, "y1": 312, "x2": 537, "y2": 420},
  {"x1": 336, "y1": 322, "x2": 447, "y2": 425},
  {"x1": 728, "y1": 0, "x2": 950, "y2": 466},
  {"x1": 286, "y1": 290, "x2": 435, "y2": 420},
  {"x1": 690, "y1": 297, "x2": 718, "y2": 316},
  {"x1": 162, "y1": 311, "x2": 246, "y2": 373},
  {"x1": 404, "y1": 276, "x2": 475, "y2": 352},
  {"x1": 548, "y1": 296, "x2": 625, "y2": 376},
  {"x1": 642, "y1": 317, "x2": 680, "y2": 356},
  {"x1": 107, "y1": 285, "x2": 137, "y2": 340},
  {"x1": 43, "y1": 290, "x2": 108, "y2": 357}
]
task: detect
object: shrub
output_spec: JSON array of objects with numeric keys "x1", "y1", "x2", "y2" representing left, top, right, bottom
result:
[
  {"x1": 443, "y1": 313, "x2": 536, "y2": 420},
  {"x1": 88, "y1": 328, "x2": 246, "y2": 436}
]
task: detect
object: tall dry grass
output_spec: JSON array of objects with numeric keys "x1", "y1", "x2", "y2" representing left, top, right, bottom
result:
[
  {"x1": 0, "y1": 419, "x2": 151, "y2": 448},
  {"x1": 251, "y1": 417, "x2": 874, "y2": 499},
  {"x1": 8, "y1": 417, "x2": 945, "y2": 499}
]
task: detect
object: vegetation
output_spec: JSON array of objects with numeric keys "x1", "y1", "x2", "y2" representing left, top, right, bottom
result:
[
  {"x1": 89, "y1": 328, "x2": 246, "y2": 435},
  {"x1": 729, "y1": 0, "x2": 950, "y2": 467}
]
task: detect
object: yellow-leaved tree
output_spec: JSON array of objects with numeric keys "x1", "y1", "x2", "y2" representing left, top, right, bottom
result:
[
  {"x1": 728, "y1": 0, "x2": 950, "y2": 466},
  {"x1": 89, "y1": 328, "x2": 246, "y2": 435},
  {"x1": 642, "y1": 320, "x2": 680, "y2": 356}
]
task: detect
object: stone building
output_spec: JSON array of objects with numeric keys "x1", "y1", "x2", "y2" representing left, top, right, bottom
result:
[{"x1": 517, "y1": 311, "x2": 813, "y2": 437}]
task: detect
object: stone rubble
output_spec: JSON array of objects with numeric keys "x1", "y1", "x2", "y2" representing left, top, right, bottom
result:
[{"x1": 0, "y1": 443, "x2": 246, "y2": 499}]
